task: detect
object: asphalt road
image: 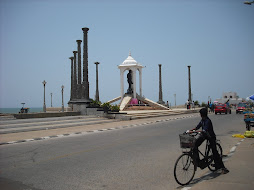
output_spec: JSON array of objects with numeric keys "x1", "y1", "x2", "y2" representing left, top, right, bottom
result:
[{"x1": 0, "y1": 112, "x2": 245, "y2": 190}]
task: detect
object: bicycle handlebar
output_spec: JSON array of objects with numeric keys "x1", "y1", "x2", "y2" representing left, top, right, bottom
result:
[{"x1": 184, "y1": 130, "x2": 202, "y2": 136}]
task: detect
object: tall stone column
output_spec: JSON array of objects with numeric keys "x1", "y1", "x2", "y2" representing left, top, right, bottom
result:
[
  {"x1": 82, "y1": 27, "x2": 89, "y2": 100},
  {"x1": 188, "y1": 65, "x2": 192, "y2": 102},
  {"x1": 77, "y1": 40, "x2": 82, "y2": 99},
  {"x1": 69, "y1": 57, "x2": 74, "y2": 100},
  {"x1": 139, "y1": 69, "x2": 142, "y2": 97},
  {"x1": 158, "y1": 64, "x2": 165, "y2": 104},
  {"x1": 94, "y1": 62, "x2": 100, "y2": 102},
  {"x1": 132, "y1": 69, "x2": 137, "y2": 99},
  {"x1": 77, "y1": 40, "x2": 82, "y2": 85},
  {"x1": 73, "y1": 51, "x2": 78, "y2": 99},
  {"x1": 120, "y1": 69, "x2": 124, "y2": 99}
]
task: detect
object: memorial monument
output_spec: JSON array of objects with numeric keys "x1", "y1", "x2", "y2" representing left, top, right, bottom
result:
[
  {"x1": 108, "y1": 52, "x2": 169, "y2": 111},
  {"x1": 68, "y1": 27, "x2": 91, "y2": 114}
]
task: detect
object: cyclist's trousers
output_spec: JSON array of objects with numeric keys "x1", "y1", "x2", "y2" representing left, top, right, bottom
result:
[{"x1": 193, "y1": 136, "x2": 225, "y2": 169}]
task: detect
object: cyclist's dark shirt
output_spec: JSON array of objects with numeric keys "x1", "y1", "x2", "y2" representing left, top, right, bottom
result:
[{"x1": 195, "y1": 117, "x2": 216, "y2": 138}]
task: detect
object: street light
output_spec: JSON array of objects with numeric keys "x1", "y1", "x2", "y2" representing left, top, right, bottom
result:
[
  {"x1": 21, "y1": 103, "x2": 25, "y2": 108},
  {"x1": 42, "y1": 80, "x2": 47, "y2": 112},
  {"x1": 50, "y1": 93, "x2": 53, "y2": 107},
  {"x1": 174, "y1": 94, "x2": 176, "y2": 108},
  {"x1": 61, "y1": 85, "x2": 64, "y2": 112},
  {"x1": 244, "y1": 1, "x2": 254, "y2": 5}
]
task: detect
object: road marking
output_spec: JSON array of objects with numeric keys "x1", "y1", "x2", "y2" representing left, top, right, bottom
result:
[
  {"x1": 230, "y1": 146, "x2": 236, "y2": 153},
  {"x1": 182, "y1": 187, "x2": 191, "y2": 190}
]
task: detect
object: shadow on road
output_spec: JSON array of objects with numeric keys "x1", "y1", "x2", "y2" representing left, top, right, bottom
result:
[{"x1": 176, "y1": 171, "x2": 221, "y2": 189}]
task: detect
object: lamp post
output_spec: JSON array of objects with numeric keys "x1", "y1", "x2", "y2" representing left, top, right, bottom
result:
[
  {"x1": 174, "y1": 94, "x2": 176, "y2": 108},
  {"x1": 61, "y1": 85, "x2": 64, "y2": 112},
  {"x1": 42, "y1": 80, "x2": 47, "y2": 112},
  {"x1": 21, "y1": 103, "x2": 25, "y2": 108},
  {"x1": 50, "y1": 93, "x2": 53, "y2": 107}
]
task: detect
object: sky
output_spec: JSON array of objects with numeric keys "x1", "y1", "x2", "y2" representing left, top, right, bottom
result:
[{"x1": 0, "y1": 0, "x2": 253, "y2": 108}]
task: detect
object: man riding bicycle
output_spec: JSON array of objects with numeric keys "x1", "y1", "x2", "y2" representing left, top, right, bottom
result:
[{"x1": 189, "y1": 108, "x2": 229, "y2": 174}]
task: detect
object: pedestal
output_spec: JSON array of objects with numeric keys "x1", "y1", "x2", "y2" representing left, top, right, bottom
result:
[{"x1": 68, "y1": 99, "x2": 91, "y2": 115}]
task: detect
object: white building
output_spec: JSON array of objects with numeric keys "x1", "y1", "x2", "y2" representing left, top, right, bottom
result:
[{"x1": 216, "y1": 92, "x2": 245, "y2": 105}]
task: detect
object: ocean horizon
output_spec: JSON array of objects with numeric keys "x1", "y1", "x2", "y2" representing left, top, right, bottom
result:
[{"x1": 0, "y1": 107, "x2": 43, "y2": 114}]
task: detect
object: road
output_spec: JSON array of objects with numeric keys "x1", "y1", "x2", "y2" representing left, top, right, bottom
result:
[{"x1": 0, "y1": 112, "x2": 245, "y2": 190}]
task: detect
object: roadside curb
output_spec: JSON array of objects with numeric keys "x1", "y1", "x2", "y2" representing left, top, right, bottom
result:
[{"x1": 0, "y1": 114, "x2": 197, "y2": 146}]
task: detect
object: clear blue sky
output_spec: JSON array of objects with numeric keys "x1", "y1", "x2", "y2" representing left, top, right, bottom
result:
[{"x1": 0, "y1": 0, "x2": 253, "y2": 108}]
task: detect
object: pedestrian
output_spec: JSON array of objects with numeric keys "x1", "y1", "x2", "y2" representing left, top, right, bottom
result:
[
  {"x1": 188, "y1": 108, "x2": 229, "y2": 174},
  {"x1": 166, "y1": 101, "x2": 169, "y2": 108},
  {"x1": 192, "y1": 101, "x2": 195, "y2": 110}
]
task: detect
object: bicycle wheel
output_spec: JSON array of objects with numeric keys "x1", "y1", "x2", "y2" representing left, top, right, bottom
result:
[
  {"x1": 208, "y1": 143, "x2": 223, "y2": 171},
  {"x1": 174, "y1": 153, "x2": 196, "y2": 186}
]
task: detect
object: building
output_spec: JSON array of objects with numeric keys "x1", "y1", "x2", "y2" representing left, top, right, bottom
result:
[{"x1": 215, "y1": 92, "x2": 245, "y2": 105}]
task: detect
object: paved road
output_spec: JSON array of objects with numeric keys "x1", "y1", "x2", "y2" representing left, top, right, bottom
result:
[{"x1": 0, "y1": 112, "x2": 246, "y2": 190}]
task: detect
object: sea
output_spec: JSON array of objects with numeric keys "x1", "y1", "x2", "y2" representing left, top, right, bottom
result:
[{"x1": 0, "y1": 107, "x2": 43, "y2": 114}]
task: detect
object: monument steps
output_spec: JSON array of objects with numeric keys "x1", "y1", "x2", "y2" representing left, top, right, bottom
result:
[
  {"x1": 125, "y1": 109, "x2": 199, "y2": 120},
  {"x1": 0, "y1": 116, "x2": 119, "y2": 134}
]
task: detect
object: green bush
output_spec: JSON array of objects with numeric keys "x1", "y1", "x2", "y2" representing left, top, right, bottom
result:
[
  {"x1": 201, "y1": 102, "x2": 207, "y2": 107},
  {"x1": 194, "y1": 101, "x2": 199, "y2": 106},
  {"x1": 111, "y1": 105, "x2": 120, "y2": 112},
  {"x1": 89, "y1": 99, "x2": 101, "y2": 107},
  {"x1": 101, "y1": 102, "x2": 111, "y2": 110}
]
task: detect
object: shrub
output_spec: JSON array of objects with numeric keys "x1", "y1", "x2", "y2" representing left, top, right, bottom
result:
[
  {"x1": 111, "y1": 105, "x2": 120, "y2": 112},
  {"x1": 89, "y1": 99, "x2": 101, "y2": 108}
]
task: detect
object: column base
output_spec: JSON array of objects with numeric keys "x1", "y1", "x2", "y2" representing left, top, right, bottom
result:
[{"x1": 68, "y1": 99, "x2": 92, "y2": 115}]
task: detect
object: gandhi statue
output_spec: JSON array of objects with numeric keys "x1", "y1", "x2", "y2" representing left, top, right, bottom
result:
[{"x1": 127, "y1": 70, "x2": 133, "y2": 94}]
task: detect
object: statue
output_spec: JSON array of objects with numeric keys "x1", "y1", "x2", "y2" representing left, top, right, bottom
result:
[{"x1": 127, "y1": 70, "x2": 133, "y2": 94}]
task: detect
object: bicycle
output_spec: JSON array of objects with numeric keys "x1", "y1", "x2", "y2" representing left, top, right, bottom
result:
[{"x1": 174, "y1": 131, "x2": 223, "y2": 186}]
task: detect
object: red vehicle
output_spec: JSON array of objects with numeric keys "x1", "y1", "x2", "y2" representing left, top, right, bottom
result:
[
  {"x1": 215, "y1": 104, "x2": 231, "y2": 115},
  {"x1": 236, "y1": 103, "x2": 246, "y2": 114}
]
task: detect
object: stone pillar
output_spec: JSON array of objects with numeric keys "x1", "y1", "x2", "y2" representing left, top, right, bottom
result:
[
  {"x1": 120, "y1": 69, "x2": 124, "y2": 99},
  {"x1": 82, "y1": 27, "x2": 90, "y2": 100},
  {"x1": 188, "y1": 65, "x2": 192, "y2": 102},
  {"x1": 94, "y1": 62, "x2": 100, "y2": 102},
  {"x1": 77, "y1": 40, "x2": 82, "y2": 85},
  {"x1": 77, "y1": 40, "x2": 82, "y2": 99},
  {"x1": 73, "y1": 51, "x2": 78, "y2": 99},
  {"x1": 132, "y1": 69, "x2": 136, "y2": 99},
  {"x1": 158, "y1": 64, "x2": 165, "y2": 104},
  {"x1": 69, "y1": 57, "x2": 74, "y2": 100}
]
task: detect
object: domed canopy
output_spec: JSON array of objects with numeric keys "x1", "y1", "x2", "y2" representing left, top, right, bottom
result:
[{"x1": 118, "y1": 52, "x2": 143, "y2": 68}]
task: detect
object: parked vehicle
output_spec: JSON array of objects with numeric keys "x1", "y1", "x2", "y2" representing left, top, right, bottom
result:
[
  {"x1": 215, "y1": 104, "x2": 231, "y2": 114},
  {"x1": 236, "y1": 103, "x2": 247, "y2": 114}
]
